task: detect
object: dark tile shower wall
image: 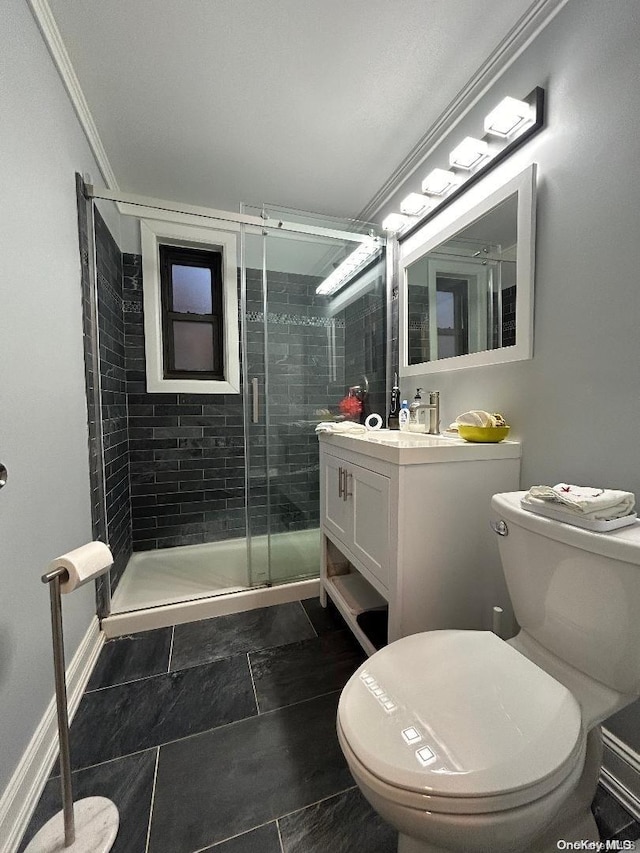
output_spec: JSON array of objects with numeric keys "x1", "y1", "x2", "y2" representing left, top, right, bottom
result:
[
  {"x1": 94, "y1": 212, "x2": 132, "y2": 589},
  {"x1": 76, "y1": 178, "x2": 132, "y2": 602},
  {"x1": 123, "y1": 254, "x2": 247, "y2": 552},
  {"x1": 342, "y1": 268, "x2": 387, "y2": 420},
  {"x1": 501, "y1": 284, "x2": 517, "y2": 347},
  {"x1": 124, "y1": 260, "x2": 349, "y2": 549},
  {"x1": 390, "y1": 283, "x2": 399, "y2": 387},
  {"x1": 407, "y1": 285, "x2": 431, "y2": 367}
]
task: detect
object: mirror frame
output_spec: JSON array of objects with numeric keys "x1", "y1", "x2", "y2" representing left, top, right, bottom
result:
[{"x1": 399, "y1": 163, "x2": 537, "y2": 376}]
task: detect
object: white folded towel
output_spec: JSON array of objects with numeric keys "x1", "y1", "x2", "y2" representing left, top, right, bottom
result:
[
  {"x1": 523, "y1": 483, "x2": 636, "y2": 521},
  {"x1": 455, "y1": 410, "x2": 506, "y2": 427},
  {"x1": 315, "y1": 421, "x2": 367, "y2": 435}
]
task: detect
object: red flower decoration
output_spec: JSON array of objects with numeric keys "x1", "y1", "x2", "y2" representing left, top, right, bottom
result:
[{"x1": 338, "y1": 395, "x2": 363, "y2": 418}]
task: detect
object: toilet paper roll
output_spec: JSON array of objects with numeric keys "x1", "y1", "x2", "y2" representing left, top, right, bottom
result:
[
  {"x1": 365, "y1": 413, "x2": 383, "y2": 431},
  {"x1": 49, "y1": 541, "x2": 114, "y2": 594}
]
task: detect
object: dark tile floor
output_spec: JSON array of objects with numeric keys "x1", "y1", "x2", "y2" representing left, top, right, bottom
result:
[{"x1": 19, "y1": 597, "x2": 640, "y2": 853}]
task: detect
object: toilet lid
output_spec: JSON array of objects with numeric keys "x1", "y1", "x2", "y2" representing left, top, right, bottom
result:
[{"x1": 338, "y1": 630, "x2": 583, "y2": 800}]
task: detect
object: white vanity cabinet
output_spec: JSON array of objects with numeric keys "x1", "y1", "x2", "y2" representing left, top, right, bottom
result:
[
  {"x1": 319, "y1": 432, "x2": 521, "y2": 655},
  {"x1": 323, "y1": 452, "x2": 390, "y2": 589}
]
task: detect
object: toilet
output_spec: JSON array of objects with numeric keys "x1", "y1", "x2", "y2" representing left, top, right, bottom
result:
[{"x1": 337, "y1": 490, "x2": 640, "y2": 853}]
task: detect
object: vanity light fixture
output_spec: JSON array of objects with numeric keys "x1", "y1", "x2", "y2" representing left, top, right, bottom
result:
[
  {"x1": 400, "y1": 193, "x2": 432, "y2": 216},
  {"x1": 421, "y1": 168, "x2": 458, "y2": 196},
  {"x1": 449, "y1": 137, "x2": 491, "y2": 171},
  {"x1": 315, "y1": 236, "x2": 382, "y2": 295},
  {"x1": 385, "y1": 86, "x2": 544, "y2": 243},
  {"x1": 484, "y1": 96, "x2": 534, "y2": 138},
  {"x1": 382, "y1": 213, "x2": 410, "y2": 233}
]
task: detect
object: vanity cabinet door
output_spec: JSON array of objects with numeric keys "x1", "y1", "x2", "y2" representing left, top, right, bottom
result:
[
  {"x1": 322, "y1": 452, "x2": 351, "y2": 544},
  {"x1": 349, "y1": 465, "x2": 390, "y2": 588}
]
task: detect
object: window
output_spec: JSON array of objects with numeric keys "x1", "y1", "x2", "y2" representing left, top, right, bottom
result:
[
  {"x1": 140, "y1": 218, "x2": 239, "y2": 394},
  {"x1": 159, "y1": 245, "x2": 224, "y2": 379}
]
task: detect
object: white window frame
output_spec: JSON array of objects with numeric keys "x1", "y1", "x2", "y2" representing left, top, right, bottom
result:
[{"x1": 140, "y1": 218, "x2": 240, "y2": 394}]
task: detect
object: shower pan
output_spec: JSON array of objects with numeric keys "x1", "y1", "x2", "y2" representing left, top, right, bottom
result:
[{"x1": 78, "y1": 183, "x2": 387, "y2": 631}]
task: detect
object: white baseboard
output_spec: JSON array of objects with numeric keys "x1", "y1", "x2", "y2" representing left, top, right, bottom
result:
[
  {"x1": 0, "y1": 617, "x2": 104, "y2": 853},
  {"x1": 601, "y1": 727, "x2": 640, "y2": 822}
]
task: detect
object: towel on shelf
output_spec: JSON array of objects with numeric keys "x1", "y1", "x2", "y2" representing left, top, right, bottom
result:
[
  {"x1": 315, "y1": 421, "x2": 367, "y2": 435},
  {"x1": 523, "y1": 483, "x2": 636, "y2": 521}
]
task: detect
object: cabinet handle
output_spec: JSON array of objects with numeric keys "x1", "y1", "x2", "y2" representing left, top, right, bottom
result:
[
  {"x1": 343, "y1": 470, "x2": 352, "y2": 501},
  {"x1": 338, "y1": 466, "x2": 344, "y2": 498}
]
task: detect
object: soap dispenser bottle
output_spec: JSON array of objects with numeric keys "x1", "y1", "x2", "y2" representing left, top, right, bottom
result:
[
  {"x1": 387, "y1": 373, "x2": 400, "y2": 430},
  {"x1": 408, "y1": 389, "x2": 423, "y2": 433}
]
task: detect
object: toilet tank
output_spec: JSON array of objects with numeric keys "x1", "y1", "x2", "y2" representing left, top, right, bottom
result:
[{"x1": 491, "y1": 491, "x2": 640, "y2": 695}]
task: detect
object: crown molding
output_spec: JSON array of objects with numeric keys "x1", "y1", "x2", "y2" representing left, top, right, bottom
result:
[
  {"x1": 27, "y1": 0, "x2": 120, "y2": 191},
  {"x1": 27, "y1": 0, "x2": 571, "y2": 219},
  {"x1": 358, "y1": 0, "x2": 572, "y2": 222}
]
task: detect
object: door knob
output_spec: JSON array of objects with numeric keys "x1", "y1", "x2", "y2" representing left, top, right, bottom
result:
[{"x1": 0, "y1": 463, "x2": 7, "y2": 489}]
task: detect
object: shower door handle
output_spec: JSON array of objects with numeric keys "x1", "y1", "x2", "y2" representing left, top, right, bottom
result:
[{"x1": 251, "y1": 378, "x2": 259, "y2": 423}]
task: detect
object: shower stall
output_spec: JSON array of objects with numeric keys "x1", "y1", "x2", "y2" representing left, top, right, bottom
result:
[{"x1": 78, "y1": 181, "x2": 387, "y2": 627}]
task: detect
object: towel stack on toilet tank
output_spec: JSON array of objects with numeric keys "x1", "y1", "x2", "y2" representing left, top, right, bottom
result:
[{"x1": 521, "y1": 483, "x2": 637, "y2": 531}]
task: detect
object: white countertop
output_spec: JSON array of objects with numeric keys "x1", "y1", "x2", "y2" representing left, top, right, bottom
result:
[{"x1": 318, "y1": 429, "x2": 521, "y2": 465}]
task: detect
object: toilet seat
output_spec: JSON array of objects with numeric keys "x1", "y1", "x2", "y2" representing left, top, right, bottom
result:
[{"x1": 337, "y1": 630, "x2": 585, "y2": 815}]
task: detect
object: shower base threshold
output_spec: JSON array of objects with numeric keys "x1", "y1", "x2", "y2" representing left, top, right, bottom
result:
[
  {"x1": 104, "y1": 529, "x2": 321, "y2": 637},
  {"x1": 102, "y1": 577, "x2": 320, "y2": 638}
]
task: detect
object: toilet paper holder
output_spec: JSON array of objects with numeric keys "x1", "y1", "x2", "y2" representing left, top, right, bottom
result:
[
  {"x1": 41, "y1": 566, "x2": 76, "y2": 847},
  {"x1": 28, "y1": 557, "x2": 119, "y2": 851}
]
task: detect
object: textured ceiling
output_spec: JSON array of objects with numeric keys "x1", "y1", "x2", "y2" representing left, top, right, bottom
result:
[{"x1": 47, "y1": 0, "x2": 540, "y2": 220}]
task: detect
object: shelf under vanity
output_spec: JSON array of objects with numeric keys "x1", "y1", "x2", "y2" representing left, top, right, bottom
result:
[{"x1": 323, "y1": 540, "x2": 388, "y2": 656}]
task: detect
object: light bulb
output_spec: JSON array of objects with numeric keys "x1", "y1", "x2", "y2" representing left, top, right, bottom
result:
[
  {"x1": 400, "y1": 193, "x2": 431, "y2": 216},
  {"x1": 449, "y1": 137, "x2": 491, "y2": 170},
  {"x1": 421, "y1": 168, "x2": 457, "y2": 196},
  {"x1": 484, "y1": 97, "x2": 533, "y2": 138}
]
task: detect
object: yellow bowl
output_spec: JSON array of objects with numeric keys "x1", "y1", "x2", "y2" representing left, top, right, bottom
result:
[{"x1": 457, "y1": 425, "x2": 510, "y2": 443}]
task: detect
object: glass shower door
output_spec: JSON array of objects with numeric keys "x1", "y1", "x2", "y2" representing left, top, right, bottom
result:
[
  {"x1": 259, "y1": 227, "x2": 338, "y2": 585},
  {"x1": 244, "y1": 215, "x2": 386, "y2": 587}
]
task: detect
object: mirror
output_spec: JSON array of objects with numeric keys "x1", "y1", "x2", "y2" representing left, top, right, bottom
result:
[{"x1": 399, "y1": 164, "x2": 536, "y2": 375}]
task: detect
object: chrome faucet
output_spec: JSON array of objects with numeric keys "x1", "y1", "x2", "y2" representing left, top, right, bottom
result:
[{"x1": 414, "y1": 391, "x2": 440, "y2": 435}]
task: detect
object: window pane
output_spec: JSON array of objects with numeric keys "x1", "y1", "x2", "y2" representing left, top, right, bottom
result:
[
  {"x1": 436, "y1": 290, "x2": 455, "y2": 330},
  {"x1": 173, "y1": 321, "x2": 214, "y2": 371},
  {"x1": 172, "y1": 265, "x2": 213, "y2": 314}
]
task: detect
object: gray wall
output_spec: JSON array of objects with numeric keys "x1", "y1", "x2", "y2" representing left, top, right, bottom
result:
[
  {"x1": 382, "y1": 0, "x2": 640, "y2": 743},
  {"x1": 0, "y1": 0, "x2": 103, "y2": 796}
]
